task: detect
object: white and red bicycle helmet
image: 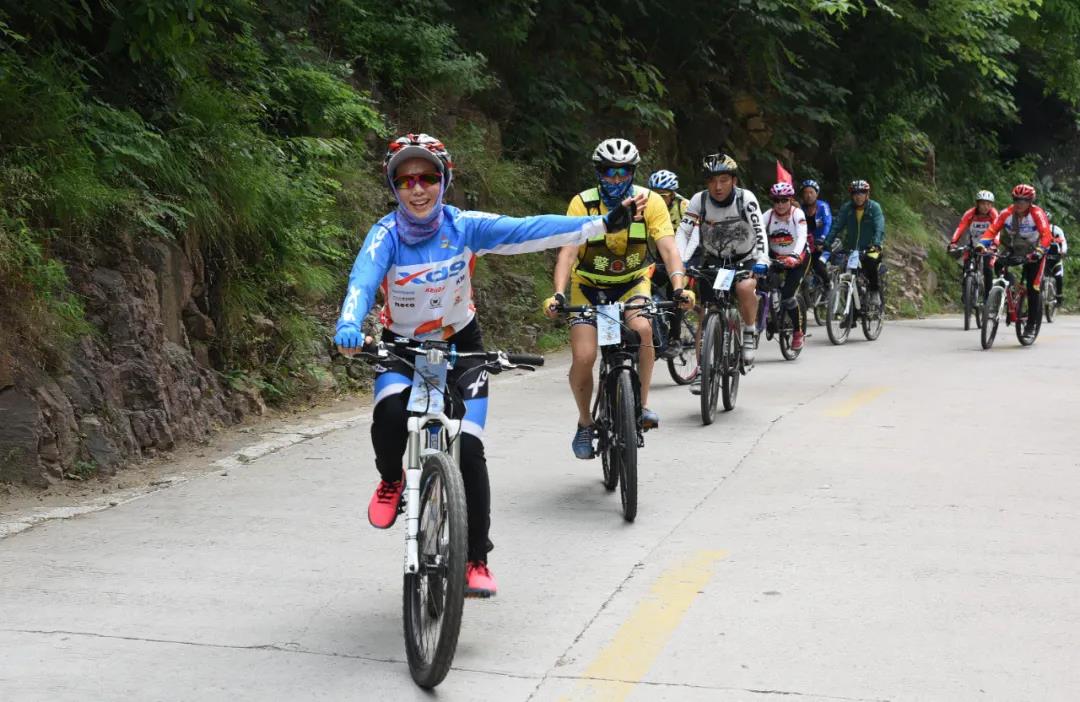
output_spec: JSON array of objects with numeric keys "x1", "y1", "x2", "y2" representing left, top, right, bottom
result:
[
  {"x1": 769, "y1": 182, "x2": 796, "y2": 199},
  {"x1": 384, "y1": 133, "x2": 454, "y2": 188},
  {"x1": 1011, "y1": 183, "x2": 1036, "y2": 201}
]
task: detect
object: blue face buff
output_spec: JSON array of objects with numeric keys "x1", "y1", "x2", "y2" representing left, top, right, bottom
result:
[
  {"x1": 598, "y1": 168, "x2": 635, "y2": 210},
  {"x1": 391, "y1": 174, "x2": 446, "y2": 246}
]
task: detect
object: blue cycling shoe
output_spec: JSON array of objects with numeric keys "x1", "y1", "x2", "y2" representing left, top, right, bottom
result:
[
  {"x1": 572, "y1": 424, "x2": 596, "y2": 459},
  {"x1": 641, "y1": 407, "x2": 659, "y2": 430}
]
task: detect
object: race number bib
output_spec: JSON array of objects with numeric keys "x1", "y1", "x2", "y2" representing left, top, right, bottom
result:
[
  {"x1": 847, "y1": 250, "x2": 861, "y2": 270},
  {"x1": 597, "y1": 303, "x2": 622, "y2": 346},
  {"x1": 407, "y1": 354, "x2": 449, "y2": 414},
  {"x1": 712, "y1": 268, "x2": 737, "y2": 291}
]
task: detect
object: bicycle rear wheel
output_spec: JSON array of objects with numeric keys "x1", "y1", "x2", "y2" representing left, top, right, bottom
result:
[
  {"x1": 699, "y1": 312, "x2": 721, "y2": 425},
  {"x1": 1044, "y1": 279, "x2": 1057, "y2": 324},
  {"x1": 825, "y1": 284, "x2": 851, "y2": 345},
  {"x1": 721, "y1": 313, "x2": 740, "y2": 411},
  {"x1": 403, "y1": 452, "x2": 468, "y2": 689},
  {"x1": 1015, "y1": 292, "x2": 1040, "y2": 346},
  {"x1": 666, "y1": 308, "x2": 700, "y2": 385},
  {"x1": 614, "y1": 370, "x2": 638, "y2": 522},
  {"x1": 981, "y1": 286, "x2": 1002, "y2": 349},
  {"x1": 779, "y1": 301, "x2": 802, "y2": 360},
  {"x1": 973, "y1": 276, "x2": 985, "y2": 329},
  {"x1": 599, "y1": 386, "x2": 617, "y2": 492},
  {"x1": 962, "y1": 275, "x2": 975, "y2": 331}
]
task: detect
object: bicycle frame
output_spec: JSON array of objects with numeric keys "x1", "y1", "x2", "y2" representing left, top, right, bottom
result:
[{"x1": 989, "y1": 259, "x2": 1027, "y2": 325}]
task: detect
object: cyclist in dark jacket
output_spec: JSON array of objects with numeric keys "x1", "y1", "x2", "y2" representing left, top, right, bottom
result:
[{"x1": 824, "y1": 179, "x2": 886, "y2": 306}]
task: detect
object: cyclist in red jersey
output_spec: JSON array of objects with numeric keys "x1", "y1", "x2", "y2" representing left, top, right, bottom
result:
[
  {"x1": 976, "y1": 184, "x2": 1052, "y2": 336},
  {"x1": 948, "y1": 190, "x2": 998, "y2": 299}
]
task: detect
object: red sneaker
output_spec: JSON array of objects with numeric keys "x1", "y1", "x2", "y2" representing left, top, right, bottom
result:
[
  {"x1": 465, "y1": 561, "x2": 497, "y2": 598},
  {"x1": 367, "y1": 479, "x2": 403, "y2": 529},
  {"x1": 792, "y1": 331, "x2": 805, "y2": 350}
]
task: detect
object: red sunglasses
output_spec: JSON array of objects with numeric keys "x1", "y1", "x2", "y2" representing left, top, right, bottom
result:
[{"x1": 393, "y1": 172, "x2": 442, "y2": 190}]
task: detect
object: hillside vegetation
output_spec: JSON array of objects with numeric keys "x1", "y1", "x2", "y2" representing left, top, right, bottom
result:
[{"x1": 1, "y1": 0, "x2": 1079, "y2": 482}]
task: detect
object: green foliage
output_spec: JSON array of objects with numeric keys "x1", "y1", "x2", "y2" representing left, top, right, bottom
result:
[{"x1": 4, "y1": 0, "x2": 1080, "y2": 396}]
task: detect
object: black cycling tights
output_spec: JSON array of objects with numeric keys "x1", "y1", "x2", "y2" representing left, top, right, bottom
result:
[
  {"x1": 372, "y1": 390, "x2": 491, "y2": 564},
  {"x1": 779, "y1": 262, "x2": 807, "y2": 331},
  {"x1": 811, "y1": 251, "x2": 830, "y2": 289},
  {"x1": 862, "y1": 255, "x2": 882, "y2": 293}
]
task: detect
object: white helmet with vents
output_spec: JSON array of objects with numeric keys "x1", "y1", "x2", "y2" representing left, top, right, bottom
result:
[
  {"x1": 975, "y1": 190, "x2": 995, "y2": 203},
  {"x1": 592, "y1": 138, "x2": 641, "y2": 166}
]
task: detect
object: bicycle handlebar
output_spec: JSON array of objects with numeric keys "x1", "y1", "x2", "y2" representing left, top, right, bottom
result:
[
  {"x1": 363, "y1": 338, "x2": 545, "y2": 368},
  {"x1": 553, "y1": 299, "x2": 680, "y2": 315}
]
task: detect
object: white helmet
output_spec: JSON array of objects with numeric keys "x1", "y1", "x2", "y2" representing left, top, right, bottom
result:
[
  {"x1": 592, "y1": 138, "x2": 641, "y2": 166},
  {"x1": 975, "y1": 190, "x2": 995, "y2": 203}
]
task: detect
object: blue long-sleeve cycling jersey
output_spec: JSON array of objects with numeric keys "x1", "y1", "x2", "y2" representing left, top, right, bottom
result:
[
  {"x1": 805, "y1": 199, "x2": 832, "y2": 247},
  {"x1": 336, "y1": 205, "x2": 606, "y2": 341}
]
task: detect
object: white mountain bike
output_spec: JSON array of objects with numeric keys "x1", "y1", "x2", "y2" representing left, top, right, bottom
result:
[{"x1": 361, "y1": 338, "x2": 542, "y2": 688}]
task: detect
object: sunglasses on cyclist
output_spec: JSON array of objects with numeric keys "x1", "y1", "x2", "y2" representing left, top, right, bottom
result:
[
  {"x1": 771, "y1": 197, "x2": 791, "y2": 204},
  {"x1": 1013, "y1": 197, "x2": 1033, "y2": 204},
  {"x1": 851, "y1": 190, "x2": 870, "y2": 195},
  {"x1": 393, "y1": 172, "x2": 442, "y2": 190},
  {"x1": 598, "y1": 166, "x2": 634, "y2": 179}
]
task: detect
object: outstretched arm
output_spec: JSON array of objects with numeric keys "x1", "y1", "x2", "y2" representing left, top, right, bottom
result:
[{"x1": 335, "y1": 222, "x2": 395, "y2": 350}]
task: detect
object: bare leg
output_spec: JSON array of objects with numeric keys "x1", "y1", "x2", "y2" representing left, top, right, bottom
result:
[
  {"x1": 569, "y1": 324, "x2": 598, "y2": 427},
  {"x1": 735, "y1": 278, "x2": 758, "y2": 326},
  {"x1": 627, "y1": 313, "x2": 654, "y2": 407}
]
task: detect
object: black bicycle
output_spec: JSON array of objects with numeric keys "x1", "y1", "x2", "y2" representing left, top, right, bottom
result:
[
  {"x1": 756, "y1": 262, "x2": 807, "y2": 361},
  {"x1": 650, "y1": 286, "x2": 700, "y2": 385},
  {"x1": 359, "y1": 338, "x2": 542, "y2": 688},
  {"x1": 689, "y1": 261, "x2": 749, "y2": 425},
  {"x1": 1044, "y1": 243, "x2": 1064, "y2": 323},
  {"x1": 950, "y1": 243, "x2": 987, "y2": 330},
  {"x1": 555, "y1": 298, "x2": 678, "y2": 522},
  {"x1": 803, "y1": 251, "x2": 837, "y2": 326}
]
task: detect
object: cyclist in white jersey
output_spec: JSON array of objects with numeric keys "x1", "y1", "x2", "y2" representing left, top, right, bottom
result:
[
  {"x1": 676, "y1": 152, "x2": 769, "y2": 364},
  {"x1": 763, "y1": 182, "x2": 810, "y2": 350}
]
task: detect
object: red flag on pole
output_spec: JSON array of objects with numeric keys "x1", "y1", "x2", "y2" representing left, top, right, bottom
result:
[{"x1": 776, "y1": 160, "x2": 793, "y2": 186}]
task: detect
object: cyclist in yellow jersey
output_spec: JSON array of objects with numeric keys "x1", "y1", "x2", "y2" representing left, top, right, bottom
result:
[
  {"x1": 543, "y1": 139, "x2": 694, "y2": 459},
  {"x1": 648, "y1": 169, "x2": 690, "y2": 231},
  {"x1": 647, "y1": 169, "x2": 692, "y2": 293}
]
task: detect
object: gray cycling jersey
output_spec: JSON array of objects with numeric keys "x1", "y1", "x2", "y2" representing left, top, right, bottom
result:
[{"x1": 676, "y1": 188, "x2": 769, "y2": 265}]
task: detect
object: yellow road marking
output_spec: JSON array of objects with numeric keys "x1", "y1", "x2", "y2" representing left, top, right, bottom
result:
[
  {"x1": 563, "y1": 550, "x2": 728, "y2": 702},
  {"x1": 825, "y1": 385, "x2": 890, "y2": 417}
]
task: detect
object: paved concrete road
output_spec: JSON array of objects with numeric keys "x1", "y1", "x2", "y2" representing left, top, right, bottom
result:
[{"x1": 2, "y1": 317, "x2": 1079, "y2": 701}]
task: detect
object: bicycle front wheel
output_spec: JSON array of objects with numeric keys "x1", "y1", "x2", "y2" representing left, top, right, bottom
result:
[
  {"x1": 666, "y1": 308, "x2": 700, "y2": 385},
  {"x1": 981, "y1": 286, "x2": 1002, "y2": 349},
  {"x1": 699, "y1": 312, "x2": 721, "y2": 425},
  {"x1": 614, "y1": 370, "x2": 638, "y2": 522},
  {"x1": 825, "y1": 284, "x2": 851, "y2": 345},
  {"x1": 403, "y1": 452, "x2": 468, "y2": 689},
  {"x1": 861, "y1": 297, "x2": 884, "y2": 341}
]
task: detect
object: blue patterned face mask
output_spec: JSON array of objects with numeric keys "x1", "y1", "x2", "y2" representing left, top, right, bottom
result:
[{"x1": 598, "y1": 171, "x2": 635, "y2": 209}]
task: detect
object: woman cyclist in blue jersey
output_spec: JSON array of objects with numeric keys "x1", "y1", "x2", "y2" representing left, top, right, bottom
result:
[{"x1": 333, "y1": 133, "x2": 643, "y2": 597}]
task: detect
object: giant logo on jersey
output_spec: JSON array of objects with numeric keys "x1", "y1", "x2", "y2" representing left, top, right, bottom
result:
[{"x1": 394, "y1": 260, "x2": 468, "y2": 286}]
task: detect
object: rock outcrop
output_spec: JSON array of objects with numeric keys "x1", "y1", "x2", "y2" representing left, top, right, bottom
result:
[{"x1": 0, "y1": 236, "x2": 245, "y2": 486}]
